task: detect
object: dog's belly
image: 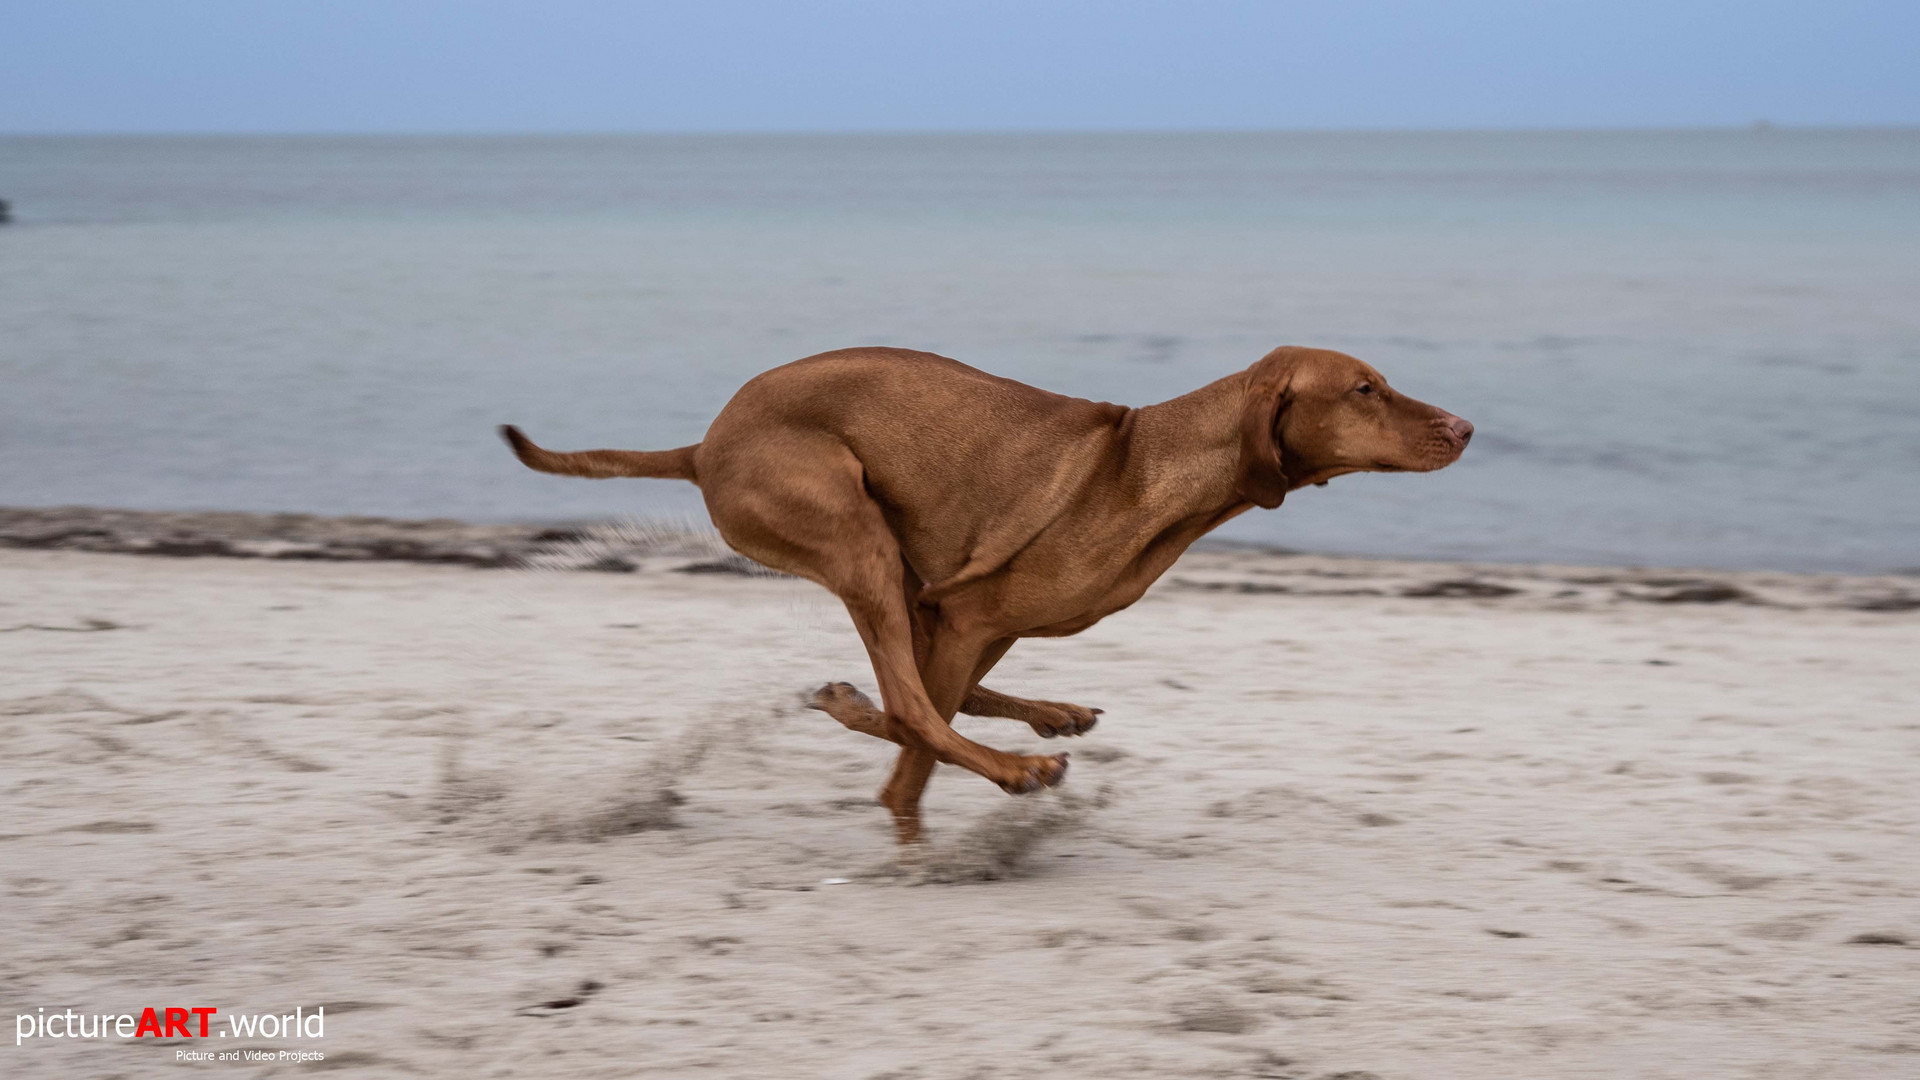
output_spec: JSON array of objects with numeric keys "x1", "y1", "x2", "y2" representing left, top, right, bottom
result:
[{"x1": 894, "y1": 514, "x2": 1205, "y2": 640}]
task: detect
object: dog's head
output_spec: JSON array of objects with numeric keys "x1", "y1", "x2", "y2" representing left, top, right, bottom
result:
[{"x1": 1234, "y1": 346, "x2": 1473, "y2": 508}]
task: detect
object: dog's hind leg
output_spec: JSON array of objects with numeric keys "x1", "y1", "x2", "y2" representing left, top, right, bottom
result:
[
  {"x1": 804, "y1": 557, "x2": 940, "y2": 744},
  {"x1": 876, "y1": 634, "x2": 1020, "y2": 844},
  {"x1": 811, "y1": 610, "x2": 1031, "y2": 843},
  {"x1": 705, "y1": 440, "x2": 1066, "y2": 839}
]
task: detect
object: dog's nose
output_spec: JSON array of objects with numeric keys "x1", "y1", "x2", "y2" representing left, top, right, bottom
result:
[{"x1": 1446, "y1": 416, "x2": 1474, "y2": 447}]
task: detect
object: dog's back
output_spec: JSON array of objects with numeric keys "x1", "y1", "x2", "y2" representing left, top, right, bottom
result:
[{"x1": 701, "y1": 348, "x2": 1132, "y2": 579}]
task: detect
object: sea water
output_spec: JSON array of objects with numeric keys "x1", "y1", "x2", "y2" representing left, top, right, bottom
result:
[{"x1": 2, "y1": 131, "x2": 1916, "y2": 571}]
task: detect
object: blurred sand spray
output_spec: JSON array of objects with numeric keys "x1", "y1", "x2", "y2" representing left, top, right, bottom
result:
[
  {"x1": 431, "y1": 715, "x2": 730, "y2": 848},
  {"x1": 913, "y1": 784, "x2": 1113, "y2": 884},
  {"x1": 448, "y1": 514, "x2": 1105, "y2": 872}
]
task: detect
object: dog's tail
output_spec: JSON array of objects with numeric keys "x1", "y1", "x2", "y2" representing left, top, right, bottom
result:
[{"x1": 500, "y1": 425, "x2": 699, "y2": 483}]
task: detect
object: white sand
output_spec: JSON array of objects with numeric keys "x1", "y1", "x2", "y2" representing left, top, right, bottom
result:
[{"x1": 2, "y1": 547, "x2": 1916, "y2": 1079}]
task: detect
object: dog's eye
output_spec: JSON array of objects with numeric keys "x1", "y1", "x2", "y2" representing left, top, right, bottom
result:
[{"x1": 1355, "y1": 383, "x2": 1374, "y2": 396}]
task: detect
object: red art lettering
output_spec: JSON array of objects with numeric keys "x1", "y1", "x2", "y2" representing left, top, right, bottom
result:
[{"x1": 190, "y1": 1007, "x2": 218, "y2": 1036}]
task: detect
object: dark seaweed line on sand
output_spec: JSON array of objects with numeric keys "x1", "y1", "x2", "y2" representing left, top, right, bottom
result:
[
  {"x1": 1166, "y1": 572, "x2": 1920, "y2": 612},
  {"x1": 0, "y1": 507, "x2": 602, "y2": 571},
  {"x1": 4, "y1": 506, "x2": 1916, "y2": 609},
  {"x1": 0, "y1": 506, "x2": 779, "y2": 578}
]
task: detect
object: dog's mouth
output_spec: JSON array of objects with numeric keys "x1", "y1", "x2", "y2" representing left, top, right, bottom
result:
[
  {"x1": 1372, "y1": 447, "x2": 1462, "y2": 473},
  {"x1": 1379, "y1": 425, "x2": 1472, "y2": 473}
]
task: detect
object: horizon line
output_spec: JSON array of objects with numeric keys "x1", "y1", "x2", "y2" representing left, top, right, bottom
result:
[{"x1": 5, "y1": 122, "x2": 1919, "y2": 139}]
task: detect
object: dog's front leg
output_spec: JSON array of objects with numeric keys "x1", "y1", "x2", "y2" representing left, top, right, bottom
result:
[
  {"x1": 810, "y1": 681, "x2": 1101, "y2": 740},
  {"x1": 961, "y1": 685, "x2": 1102, "y2": 738},
  {"x1": 806, "y1": 682, "x2": 898, "y2": 742}
]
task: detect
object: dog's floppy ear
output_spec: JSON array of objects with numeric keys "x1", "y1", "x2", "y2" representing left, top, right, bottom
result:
[{"x1": 1234, "y1": 351, "x2": 1296, "y2": 509}]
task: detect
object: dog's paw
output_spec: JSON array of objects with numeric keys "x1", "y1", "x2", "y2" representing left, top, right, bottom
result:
[
  {"x1": 806, "y1": 682, "x2": 890, "y2": 740},
  {"x1": 1024, "y1": 701, "x2": 1103, "y2": 739},
  {"x1": 996, "y1": 753, "x2": 1069, "y2": 795},
  {"x1": 806, "y1": 680, "x2": 873, "y2": 713}
]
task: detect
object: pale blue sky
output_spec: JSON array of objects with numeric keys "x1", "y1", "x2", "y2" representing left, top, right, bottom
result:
[{"x1": 3, "y1": 1, "x2": 1915, "y2": 133}]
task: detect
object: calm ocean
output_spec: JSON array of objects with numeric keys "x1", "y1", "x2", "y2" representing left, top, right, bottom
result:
[{"x1": 2, "y1": 132, "x2": 1917, "y2": 572}]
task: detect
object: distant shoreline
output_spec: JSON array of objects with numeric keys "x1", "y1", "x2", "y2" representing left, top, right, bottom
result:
[
  {"x1": 7, "y1": 126, "x2": 1919, "y2": 139},
  {"x1": 3, "y1": 505, "x2": 1914, "y2": 615}
]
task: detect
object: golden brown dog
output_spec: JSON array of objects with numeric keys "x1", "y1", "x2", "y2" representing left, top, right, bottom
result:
[{"x1": 504, "y1": 346, "x2": 1471, "y2": 844}]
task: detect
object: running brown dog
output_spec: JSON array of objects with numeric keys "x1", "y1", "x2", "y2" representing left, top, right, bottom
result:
[{"x1": 503, "y1": 346, "x2": 1472, "y2": 844}]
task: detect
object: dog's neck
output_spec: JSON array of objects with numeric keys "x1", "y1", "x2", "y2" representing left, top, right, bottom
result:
[
  {"x1": 1021, "y1": 371, "x2": 1251, "y2": 602},
  {"x1": 1122, "y1": 372, "x2": 1250, "y2": 521}
]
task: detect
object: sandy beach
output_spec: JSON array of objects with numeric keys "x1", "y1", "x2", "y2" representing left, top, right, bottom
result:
[{"x1": 3, "y1": 525, "x2": 1917, "y2": 1079}]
